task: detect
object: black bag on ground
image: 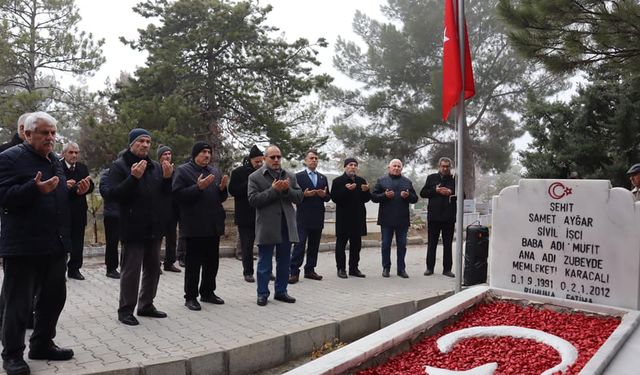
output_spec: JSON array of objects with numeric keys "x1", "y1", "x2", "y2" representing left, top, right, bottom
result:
[{"x1": 463, "y1": 224, "x2": 489, "y2": 286}]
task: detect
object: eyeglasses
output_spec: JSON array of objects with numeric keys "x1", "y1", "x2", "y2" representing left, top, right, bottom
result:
[{"x1": 268, "y1": 155, "x2": 282, "y2": 160}]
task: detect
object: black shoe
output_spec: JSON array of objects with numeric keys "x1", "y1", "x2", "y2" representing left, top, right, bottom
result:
[
  {"x1": 244, "y1": 274, "x2": 255, "y2": 283},
  {"x1": 3, "y1": 358, "x2": 30, "y2": 375},
  {"x1": 185, "y1": 299, "x2": 201, "y2": 311},
  {"x1": 337, "y1": 270, "x2": 348, "y2": 279},
  {"x1": 274, "y1": 293, "x2": 296, "y2": 303},
  {"x1": 178, "y1": 259, "x2": 186, "y2": 267},
  {"x1": 163, "y1": 263, "x2": 181, "y2": 272},
  {"x1": 349, "y1": 269, "x2": 366, "y2": 278},
  {"x1": 137, "y1": 306, "x2": 168, "y2": 318},
  {"x1": 28, "y1": 344, "x2": 74, "y2": 361},
  {"x1": 269, "y1": 273, "x2": 276, "y2": 281},
  {"x1": 257, "y1": 296, "x2": 268, "y2": 306},
  {"x1": 443, "y1": 271, "x2": 456, "y2": 278},
  {"x1": 382, "y1": 268, "x2": 390, "y2": 278},
  {"x1": 424, "y1": 269, "x2": 434, "y2": 276},
  {"x1": 288, "y1": 274, "x2": 299, "y2": 284},
  {"x1": 397, "y1": 270, "x2": 409, "y2": 278},
  {"x1": 201, "y1": 294, "x2": 224, "y2": 305},
  {"x1": 304, "y1": 271, "x2": 323, "y2": 280},
  {"x1": 67, "y1": 270, "x2": 85, "y2": 280},
  {"x1": 118, "y1": 314, "x2": 139, "y2": 326},
  {"x1": 106, "y1": 270, "x2": 121, "y2": 279}
]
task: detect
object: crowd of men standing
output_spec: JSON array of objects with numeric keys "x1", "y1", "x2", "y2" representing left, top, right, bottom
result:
[{"x1": 4, "y1": 112, "x2": 639, "y2": 375}]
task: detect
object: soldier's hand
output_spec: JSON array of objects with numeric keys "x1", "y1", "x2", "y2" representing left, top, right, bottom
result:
[
  {"x1": 131, "y1": 160, "x2": 147, "y2": 179},
  {"x1": 345, "y1": 183, "x2": 356, "y2": 191},
  {"x1": 384, "y1": 189, "x2": 395, "y2": 198},
  {"x1": 303, "y1": 188, "x2": 316, "y2": 197},
  {"x1": 66, "y1": 179, "x2": 76, "y2": 189},
  {"x1": 220, "y1": 175, "x2": 229, "y2": 191},
  {"x1": 76, "y1": 176, "x2": 91, "y2": 195},
  {"x1": 316, "y1": 187, "x2": 327, "y2": 198},
  {"x1": 161, "y1": 160, "x2": 173, "y2": 178},
  {"x1": 361, "y1": 184, "x2": 369, "y2": 192},
  {"x1": 197, "y1": 173, "x2": 215, "y2": 190},
  {"x1": 401, "y1": 190, "x2": 409, "y2": 199},
  {"x1": 34, "y1": 171, "x2": 59, "y2": 194}
]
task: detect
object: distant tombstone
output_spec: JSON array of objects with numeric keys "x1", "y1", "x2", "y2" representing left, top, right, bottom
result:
[{"x1": 490, "y1": 179, "x2": 640, "y2": 310}]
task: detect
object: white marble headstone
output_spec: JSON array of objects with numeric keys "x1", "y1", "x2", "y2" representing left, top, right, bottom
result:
[{"x1": 490, "y1": 179, "x2": 640, "y2": 310}]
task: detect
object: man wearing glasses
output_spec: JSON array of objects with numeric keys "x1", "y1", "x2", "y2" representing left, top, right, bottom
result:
[
  {"x1": 248, "y1": 146, "x2": 303, "y2": 306},
  {"x1": 420, "y1": 157, "x2": 457, "y2": 278}
]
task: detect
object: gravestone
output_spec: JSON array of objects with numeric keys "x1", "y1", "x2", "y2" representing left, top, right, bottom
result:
[{"x1": 491, "y1": 179, "x2": 640, "y2": 309}]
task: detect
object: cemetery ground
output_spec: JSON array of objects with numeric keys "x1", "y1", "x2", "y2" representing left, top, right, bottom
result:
[{"x1": 0, "y1": 242, "x2": 455, "y2": 375}]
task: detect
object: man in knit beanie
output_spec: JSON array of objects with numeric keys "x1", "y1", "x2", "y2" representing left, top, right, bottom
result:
[{"x1": 107, "y1": 128, "x2": 173, "y2": 326}]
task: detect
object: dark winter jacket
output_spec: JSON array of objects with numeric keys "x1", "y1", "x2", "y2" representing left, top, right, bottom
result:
[
  {"x1": 0, "y1": 133, "x2": 23, "y2": 153},
  {"x1": 0, "y1": 143, "x2": 71, "y2": 257},
  {"x1": 420, "y1": 172, "x2": 457, "y2": 222},
  {"x1": 173, "y1": 160, "x2": 228, "y2": 238},
  {"x1": 295, "y1": 169, "x2": 330, "y2": 229},
  {"x1": 107, "y1": 150, "x2": 171, "y2": 242},
  {"x1": 63, "y1": 161, "x2": 94, "y2": 227},
  {"x1": 330, "y1": 173, "x2": 371, "y2": 237},
  {"x1": 228, "y1": 157, "x2": 257, "y2": 227},
  {"x1": 371, "y1": 174, "x2": 418, "y2": 228},
  {"x1": 99, "y1": 168, "x2": 119, "y2": 218}
]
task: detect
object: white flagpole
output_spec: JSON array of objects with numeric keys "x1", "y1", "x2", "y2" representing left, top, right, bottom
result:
[{"x1": 454, "y1": 0, "x2": 466, "y2": 293}]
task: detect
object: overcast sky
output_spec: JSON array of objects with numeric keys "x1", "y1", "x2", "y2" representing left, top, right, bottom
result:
[{"x1": 74, "y1": 0, "x2": 386, "y2": 90}]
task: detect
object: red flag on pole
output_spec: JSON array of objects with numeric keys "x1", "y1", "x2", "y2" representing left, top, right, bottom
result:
[{"x1": 442, "y1": 0, "x2": 475, "y2": 121}]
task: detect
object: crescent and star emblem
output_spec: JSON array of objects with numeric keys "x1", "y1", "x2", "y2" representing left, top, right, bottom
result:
[
  {"x1": 547, "y1": 182, "x2": 572, "y2": 200},
  {"x1": 425, "y1": 325, "x2": 578, "y2": 375}
]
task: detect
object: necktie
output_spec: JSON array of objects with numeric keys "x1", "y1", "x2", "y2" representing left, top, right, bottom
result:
[
  {"x1": 70, "y1": 164, "x2": 75, "y2": 172},
  {"x1": 309, "y1": 171, "x2": 317, "y2": 187}
]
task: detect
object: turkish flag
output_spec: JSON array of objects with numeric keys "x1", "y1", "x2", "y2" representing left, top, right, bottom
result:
[{"x1": 442, "y1": 0, "x2": 475, "y2": 121}]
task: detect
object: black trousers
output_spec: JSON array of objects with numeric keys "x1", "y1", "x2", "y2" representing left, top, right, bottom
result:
[
  {"x1": 335, "y1": 233, "x2": 362, "y2": 272},
  {"x1": 118, "y1": 240, "x2": 161, "y2": 315},
  {"x1": 162, "y1": 218, "x2": 178, "y2": 266},
  {"x1": 427, "y1": 220, "x2": 455, "y2": 272},
  {"x1": 237, "y1": 226, "x2": 255, "y2": 276},
  {"x1": 104, "y1": 215, "x2": 120, "y2": 272},
  {"x1": 184, "y1": 236, "x2": 220, "y2": 300},
  {"x1": 1, "y1": 253, "x2": 66, "y2": 360},
  {"x1": 67, "y1": 223, "x2": 86, "y2": 272}
]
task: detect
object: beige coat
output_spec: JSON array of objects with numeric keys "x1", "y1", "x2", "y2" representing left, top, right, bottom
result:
[{"x1": 248, "y1": 165, "x2": 303, "y2": 245}]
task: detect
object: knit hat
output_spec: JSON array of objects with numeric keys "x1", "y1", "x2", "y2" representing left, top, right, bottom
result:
[
  {"x1": 157, "y1": 144, "x2": 172, "y2": 159},
  {"x1": 249, "y1": 145, "x2": 263, "y2": 159},
  {"x1": 626, "y1": 163, "x2": 640, "y2": 175},
  {"x1": 344, "y1": 157, "x2": 358, "y2": 167},
  {"x1": 128, "y1": 128, "x2": 151, "y2": 146},
  {"x1": 191, "y1": 141, "x2": 212, "y2": 159}
]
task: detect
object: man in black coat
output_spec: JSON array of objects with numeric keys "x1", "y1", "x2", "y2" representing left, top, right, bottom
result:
[
  {"x1": 371, "y1": 159, "x2": 418, "y2": 278},
  {"x1": 99, "y1": 167, "x2": 121, "y2": 279},
  {"x1": 0, "y1": 112, "x2": 87, "y2": 375},
  {"x1": 173, "y1": 142, "x2": 228, "y2": 311},
  {"x1": 228, "y1": 145, "x2": 263, "y2": 283},
  {"x1": 420, "y1": 157, "x2": 457, "y2": 278},
  {"x1": 0, "y1": 112, "x2": 29, "y2": 153},
  {"x1": 289, "y1": 150, "x2": 330, "y2": 283},
  {"x1": 156, "y1": 144, "x2": 181, "y2": 273},
  {"x1": 107, "y1": 128, "x2": 173, "y2": 326},
  {"x1": 330, "y1": 157, "x2": 370, "y2": 278},
  {"x1": 61, "y1": 142, "x2": 94, "y2": 280}
]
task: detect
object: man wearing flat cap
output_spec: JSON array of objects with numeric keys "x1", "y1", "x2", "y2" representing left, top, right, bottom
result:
[
  {"x1": 173, "y1": 141, "x2": 228, "y2": 311},
  {"x1": 330, "y1": 157, "x2": 371, "y2": 278},
  {"x1": 107, "y1": 128, "x2": 173, "y2": 325},
  {"x1": 229, "y1": 145, "x2": 264, "y2": 282},
  {"x1": 627, "y1": 163, "x2": 640, "y2": 202}
]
